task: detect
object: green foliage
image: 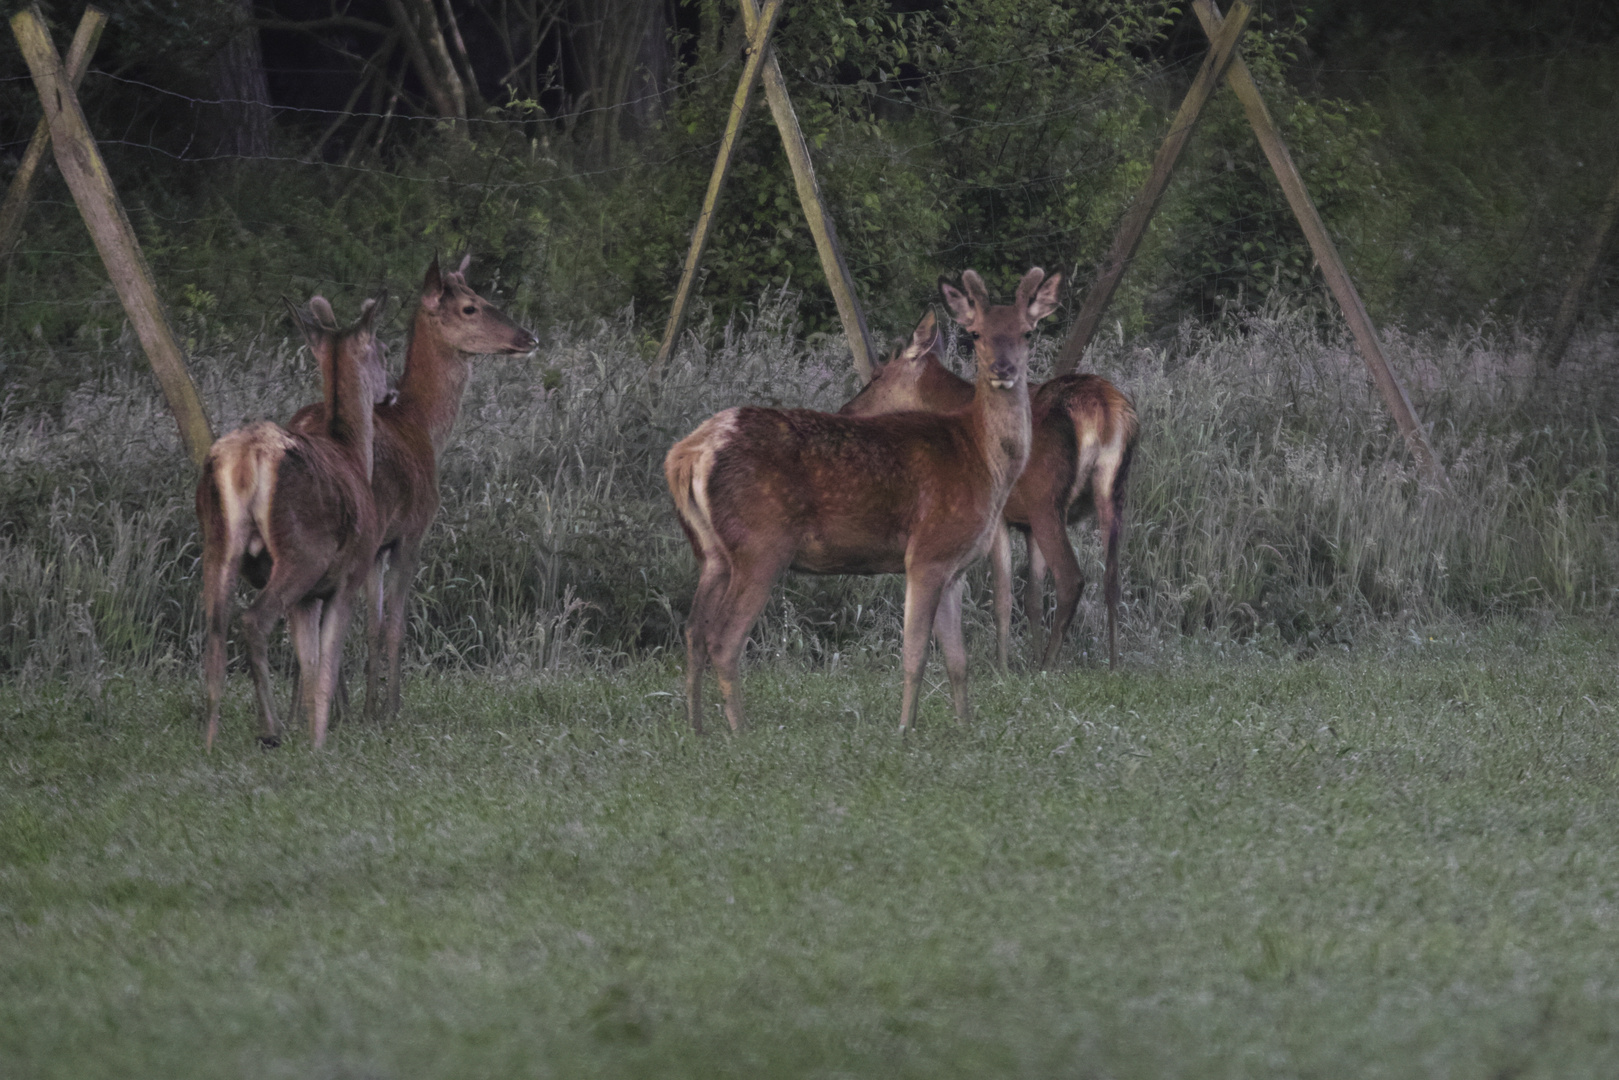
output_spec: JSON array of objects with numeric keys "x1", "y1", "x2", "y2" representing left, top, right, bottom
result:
[
  {"x1": 650, "y1": 0, "x2": 1175, "y2": 332},
  {"x1": 1340, "y1": 50, "x2": 1619, "y2": 326},
  {"x1": 4, "y1": 0, "x2": 1614, "y2": 346},
  {"x1": 1134, "y1": 11, "x2": 1385, "y2": 324}
]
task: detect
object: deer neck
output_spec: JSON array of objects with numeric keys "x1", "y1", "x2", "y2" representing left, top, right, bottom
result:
[
  {"x1": 970, "y1": 367, "x2": 1031, "y2": 497},
  {"x1": 922, "y1": 359, "x2": 975, "y2": 409},
  {"x1": 394, "y1": 312, "x2": 471, "y2": 453},
  {"x1": 328, "y1": 339, "x2": 377, "y2": 481}
]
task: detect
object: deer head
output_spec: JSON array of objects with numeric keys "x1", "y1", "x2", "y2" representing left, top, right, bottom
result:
[
  {"x1": 840, "y1": 310, "x2": 946, "y2": 416},
  {"x1": 287, "y1": 294, "x2": 392, "y2": 408},
  {"x1": 420, "y1": 254, "x2": 538, "y2": 356},
  {"x1": 939, "y1": 268, "x2": 1062, "y2": 389}
]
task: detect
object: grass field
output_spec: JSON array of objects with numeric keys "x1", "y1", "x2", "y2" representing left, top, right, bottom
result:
[{"x1": 5, "y1": 620, "x2": 1619, "y2": 1078}]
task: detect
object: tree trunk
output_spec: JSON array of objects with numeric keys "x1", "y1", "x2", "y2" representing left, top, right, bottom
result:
[
  {"x1": 205, "y1": 0, "x2": 273, "y2": 158},
  {"x1": 565, "y1": 0, "x2": 672, "y2": 163}
]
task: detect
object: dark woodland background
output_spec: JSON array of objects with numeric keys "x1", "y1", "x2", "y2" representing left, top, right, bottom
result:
[{"x1": 1, "y1": 0, "x2": 1616, "y2": 358}]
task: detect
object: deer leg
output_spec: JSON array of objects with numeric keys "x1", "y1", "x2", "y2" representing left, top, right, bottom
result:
[
  {"x1": 286, "y1": 601, "x2": 322, "y2": 733},
  {"x1": 1099, "y1": 491, "x2": 1125, "y2": 671},
  {"x1": 307, "y1": 577, "x2": 361, "y2": 749},
  {"x1": 241, "y1": 553, "x2": 328, "y2": 748},
  {"x1": 899, "y1": 567, "x2": 949, "y2": 733},
  {"x1": 931, "y1": 574, "x2": 971, "y2": 727},
  {"x1": 240, "y1": 599, "x2": 288, "y2": 748},
  {"x1": 1032, "y1": 508, "x2": 1084, "y2": 670},
  {"x1": 376, "y1": 539, "x2": 422, "y2": 723},
  {"x1": 989, "y1": 523, "x2": 1013, "y2": 671},
  {"x1": 1024, "y1": 531, "x2": 1048, "y2": 662},
  {"x1": 289, "y1": 601, "x2": 351, "y2": 728},
  {"x1": 684, "y1": 555, "x2": 731, "y2": 734},
  {"x1": 706, "y1": 553, "x2": 785, "y2": 734},
  {"x1": 362, "y1": 552, "x2": 387, "y2": 720},
  {"x1": 201, "y1": 553, "x2": 238, "y2": 751},
  {"x1": 329, "y1": 599, "x2": 350, "y2": 726}
]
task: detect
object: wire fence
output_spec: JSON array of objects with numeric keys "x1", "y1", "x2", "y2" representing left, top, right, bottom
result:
[{"x1": 1, "y1": 27, "x2": 1616, "y2": 363}]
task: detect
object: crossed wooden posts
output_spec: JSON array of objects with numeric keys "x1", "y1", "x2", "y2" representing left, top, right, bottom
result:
[
  {"x1": 653, "y1": 0, "x2": 878, "y2": 381},
  {"x1": 1055, "y1": 0, "x2": 1439, "y2": 479},
  {"x1": 11, "y1": 1, "x2": 1435, "y2": 477},
  {"x1": 5, "y1": 4, "x2": 213, "y2": 467}
]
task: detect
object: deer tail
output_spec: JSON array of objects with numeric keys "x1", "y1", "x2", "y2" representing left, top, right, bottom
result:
[
  {"x1": 202, "y1": 423, "x2": 296, "y2": 580},
  {"x1": 665, "y1": 409, "x2": 736, "y2": 561}
]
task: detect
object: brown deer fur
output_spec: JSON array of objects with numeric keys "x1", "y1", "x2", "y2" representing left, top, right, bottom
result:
[
  {"x1": 667, "y1": 268, "x2": 1062, "y2": 733},
  {"x1": 197, "y1": 297, "x2": 386, "y2": 749},
  {"x1": 285, "y1": 256, "x2": 537, "y2": 721},
  {"x1": 841, "y1": 327, "x2": 1137, "y2": 670}
]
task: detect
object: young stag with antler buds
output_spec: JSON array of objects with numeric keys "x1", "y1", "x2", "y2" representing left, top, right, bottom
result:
[
  {"x1": 286, "y1": 256, "x2": 537, "y2": 722},
  {"x1": 841, "y1": 317, "x2": 1137, "y2": 670},
  {"x1": 667, "y1": 268, "x2": 1061, "y2": 733},
  {"x1": 197, "y1": 297, "x2": 387, "y2": 749}
]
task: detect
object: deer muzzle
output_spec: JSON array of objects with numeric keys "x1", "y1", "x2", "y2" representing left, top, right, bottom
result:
[{"x1": 988, "y1": 359, "x2": 1020, "y2": 389}]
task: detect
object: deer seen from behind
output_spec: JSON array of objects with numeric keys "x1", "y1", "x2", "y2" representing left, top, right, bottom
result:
[
  {"x1": 840, "y1": 318, "x2": 1137, "y2": 670},
  {"x1": 285, "y1": 255, "x2": 538, "y2": 722},
  {"x1": 666, "y1": 268, "x2": 1062, "y2": 733},
  {"x1": 197, "y1": 297, "x2": 387, "y2": 749}
]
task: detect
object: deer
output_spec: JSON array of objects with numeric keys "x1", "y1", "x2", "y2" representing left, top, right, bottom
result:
[
  {"x1": 285, "y1": 255, "x2": 538, "y2": 722},
  {"x1": 666, "y1": 268, "x2": 1062, "y2": 734},
  {"x1": 840, "y1": 317, "x2": 1137, "y2": 671},
  {"x1": 197, "y1": 296, "x2": 387, "y2": 749}
]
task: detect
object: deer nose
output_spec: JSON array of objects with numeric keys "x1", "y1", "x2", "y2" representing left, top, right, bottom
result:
[{"x1": 989, "y1": 358, "x2": 1019, "y2": 385}]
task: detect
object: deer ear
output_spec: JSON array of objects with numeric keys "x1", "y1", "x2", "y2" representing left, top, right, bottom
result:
[
  {"x1": 285, "y1": 297, "x2": 329, "y2": 356},
  {"x1": 962, "y1": 270, "x2": 991, "y2": 308},
  {"x1": 422, "y1": 257, "x2": 444, "y2": 309},
  {"x1": 906, "y1": 309, "x2": 938, "y2": 357},
  {"x1": 939, "y1": 277, "x2": 974, "y2": 326},
  {"x1": 358, "y1": 291, "x2": 387, "y2": 332},
  {"x1": 307, "y1": 295, "x2": 338, "y2": 331},
  {"x1": 1026, "y1": 270, "x2": 1062, "y2": 322}
]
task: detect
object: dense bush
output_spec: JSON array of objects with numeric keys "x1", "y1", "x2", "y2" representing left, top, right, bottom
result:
[
  {"x1": 3, "y1": 1, "x2": 1613, "y2": 355},
  {"x1": 0, "y1": 0, "x2": 1393, "y2": 353}
]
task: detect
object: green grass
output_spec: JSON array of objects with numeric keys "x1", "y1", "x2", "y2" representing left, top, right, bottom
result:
[{"x1": 5, "y1": 620, "x2": 1619, "y2": 1077}]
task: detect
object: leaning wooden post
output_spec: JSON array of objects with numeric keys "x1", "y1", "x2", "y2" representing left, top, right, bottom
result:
[
  {"x1": 0, "y1": 5, "x2": 105, "y2": 260},
  {"x1": 739, "y1": 0, "x2": 878, "y2": 382},
  {"x1": 652, "y1": 0, "x2": 785, "y2": 371},
  {"x1": 12, "y1": 4, "x2": 213, "y2": 466},
  {"x1": 1540, "y1": 161, "x2": 1619, "y2": 370},
  {"x1": 1191, "y1": 0, "x2": 1439, "y2": 481},
  {"x1": 1053, "y1": 1, "x2": 1252, "y2": 376}
]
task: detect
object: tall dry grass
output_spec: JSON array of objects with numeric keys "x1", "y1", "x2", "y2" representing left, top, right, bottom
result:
[{"x1": 2, "y1": 292, "x2": 1615, "y2": 686}]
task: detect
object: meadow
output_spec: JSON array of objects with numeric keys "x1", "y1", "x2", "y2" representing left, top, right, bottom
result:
[
  {"x1": 4, "y1": 293, "x2": 1619, "y2": 1075},
  {"x1": 4, "y1": 624, "x2": 1619, "y2": 1077}
]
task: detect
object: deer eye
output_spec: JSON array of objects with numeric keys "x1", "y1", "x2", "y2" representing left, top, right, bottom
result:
[
  {"x1": 969, "y1": 331, "x2": 980, "y2": 341},
  {"x1": 1023, "y1": 331, "x2": 1033, "y2": 341}
]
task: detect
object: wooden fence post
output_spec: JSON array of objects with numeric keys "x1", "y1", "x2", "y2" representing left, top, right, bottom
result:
[
  {"x1": 1540, "y1": 161, "x2": 1619, "y2": 370},
  {"x1": 1189, "y1": 0, "x2": 1438, "y2": 480},
  {"x1": 653, "y1": 0, "x2": 785, "y2": 371},
  {"x1": 739, "y1": 0, "x2": 878, "y2": 382},
  {"x1": 1053, "y1": 1, "x2": 1252, "y2": 376},
  {"x1": 0, "y1": 5, "x2": 105, "y2": 260},
  {"x1": 12, "y1": 4, "x2": 214, "y2": 467}
]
